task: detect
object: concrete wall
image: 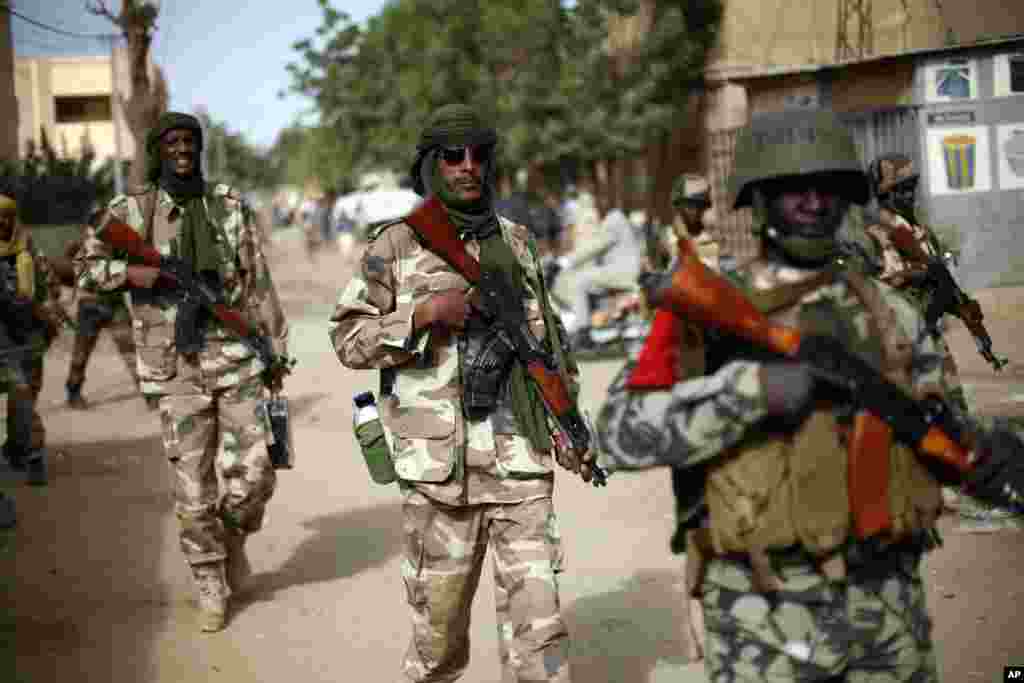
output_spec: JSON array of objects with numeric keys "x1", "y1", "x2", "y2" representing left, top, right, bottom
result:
[
  {"x1": 914, "y1": 43, "x2": 1024, "y2": 288},
  {"x1": 0, "y1": 9, "x2": 18, "y2": 160},
  {"x1": 13, "y1": 52, "x2": 136, "y2": 163}
]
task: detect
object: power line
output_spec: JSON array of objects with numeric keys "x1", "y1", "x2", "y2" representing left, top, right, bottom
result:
[{"x1": 1, "y1": 3, "x2": 116, "y2": 40}]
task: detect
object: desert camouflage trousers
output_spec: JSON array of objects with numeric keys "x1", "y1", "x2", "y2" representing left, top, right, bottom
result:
[
  {"x1": 157, "y1": 373, "x2": 276, "y2": 566},
  {"x1": 700, "y1": 541, "x2": 938, "y2": 682},
  {"x1": 400, "y1": 491, "x2": 572, "y2": 682},
  {"x1": 67, "y1": 317, "x2": 138, "y2": 389}
]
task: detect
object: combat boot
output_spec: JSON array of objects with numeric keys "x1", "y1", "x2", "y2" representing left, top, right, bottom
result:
[
  {"x1": 65, "y1": 382, "x2": 88, "y2": 410},
  {"x1": 224, "y1": 531, "x2": 252, "y2": 593},
  {"x1": 193, "y1": 561, "x2": 230, "y2": 632},
  {"x1": 25, "y1": 450, "x2": 47, "y2": 487}
]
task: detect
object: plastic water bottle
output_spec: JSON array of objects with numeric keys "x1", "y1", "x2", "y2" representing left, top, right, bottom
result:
[{"x1": 353, "y1": 391, "x2": 396, "y2": 485}]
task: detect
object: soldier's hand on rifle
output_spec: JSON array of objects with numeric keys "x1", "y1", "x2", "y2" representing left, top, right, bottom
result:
[
  {"x1": 126, "y1": 265, "x2": 161, "y2": 289},
  {"x1": 759, "y1": 362, "x2": 816, "y2": 425},
  {"x1": 552, "y1": 427, "x2": 597, "y2": 482},
  {"x1": 414, "y1": 289, "x2": 470, "y2": 331}
]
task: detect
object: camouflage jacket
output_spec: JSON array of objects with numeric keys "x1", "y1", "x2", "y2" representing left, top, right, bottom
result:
[
  {"x1": 596, "y1": 257, "x2": 950, "y2": 474},
  {"x1": 74, "y1": 184, "x2": 288, "y2": 394},
  {"x1": 865, "y1": 212, "x2": 937, "y2": 312},
  {"x1": 0, "y1": 237, "x2": 64, "y2": 344},
  {"x1": 329, "y1": 215, "x2": 578, "y2": 505}
]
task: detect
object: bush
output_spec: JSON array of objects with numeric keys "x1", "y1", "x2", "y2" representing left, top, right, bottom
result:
[{"x1": 0, "y1": 127, "x2": 119, "y2": 226}]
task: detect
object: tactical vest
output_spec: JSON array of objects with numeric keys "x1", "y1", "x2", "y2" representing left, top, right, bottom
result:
[{"x1": 702, "y1": 260, "x2": 943, "y2": 560}]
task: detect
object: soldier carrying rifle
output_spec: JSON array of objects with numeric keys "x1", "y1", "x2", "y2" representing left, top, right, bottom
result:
[{"x1": 597, "y1": 110, "x2": 1024, "y2": 682}]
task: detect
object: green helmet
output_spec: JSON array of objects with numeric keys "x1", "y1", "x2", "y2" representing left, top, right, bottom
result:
[
  {"x1": 729, "y1": 110, "x2": 869, "y2": 264},
  {"x1": 729, "y1": 109, "x2": 869, "y2": 209}
]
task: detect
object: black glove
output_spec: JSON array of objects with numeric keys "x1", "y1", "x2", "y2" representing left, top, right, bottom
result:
[
  {"x1": 758, "y1": 362, "x2": 816, "y2": 424},
  {"x1": 964, "y1": 420, "x2": 1024, "y2": 512}
]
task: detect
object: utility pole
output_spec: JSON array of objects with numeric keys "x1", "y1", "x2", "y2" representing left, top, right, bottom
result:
[{"x1": 108, "y1": 35, "x2": 124, "y2": 194}]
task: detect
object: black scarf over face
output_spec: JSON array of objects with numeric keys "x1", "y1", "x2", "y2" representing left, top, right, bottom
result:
[{"x1": 145, "y1": 112, "x2": 223, "y2": 353}]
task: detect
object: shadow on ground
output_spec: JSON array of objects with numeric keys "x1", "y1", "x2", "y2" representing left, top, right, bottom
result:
[
  {"x1": 1, "y1": 433, "x2": 173, "y2": 683},
  {"x1": 242, "y1": 501, "x2": 404, "y2": 604},
  {"x1": 564, "y1": 568, "x2": 694, "y2": 682}
]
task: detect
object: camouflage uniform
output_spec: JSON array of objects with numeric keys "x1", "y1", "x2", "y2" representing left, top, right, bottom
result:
[
  {"x1": 331, "y1": 212, "x2": 573, "y2": 682},
  {"x1": 865, "y1": 211, "x2": 969, "y2": 416},
  {"x1": 0, "y1": 224, "x2": 64, "y2": 484},
  {"x1": 64, "y1": 229, "x2": 140, "y2": 405},
  {"x1": 598, "y1": 111, "x2": 952, "y2": 681},
  {"x1": 75, "y1": 182, "x2": 288, "y2": 576}
]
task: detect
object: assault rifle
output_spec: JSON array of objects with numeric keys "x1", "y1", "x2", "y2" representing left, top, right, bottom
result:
[
  {"x1": 887, "y1": 222, "x2": 1008, "y2": 372},
  {"x1": 643, "y1": 238, "x2": 976, "y2": 539},
  {"x1": 404, "y1": 196, "x2": 605, "y2": 486},
  {"x1": 98, "y1": 218, "x2": 295, "y2": 386}
]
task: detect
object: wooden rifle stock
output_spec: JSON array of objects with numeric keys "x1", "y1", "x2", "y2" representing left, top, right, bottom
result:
[
  {"x1": 405, "y1": 196, "x2": 599, "y2": 481},
  {"x1": 100, "y1": 218, "x2": 281, "y2": 370},
  {"x1": 648, "y1": 238, "x2": 973, "y2": 538}
]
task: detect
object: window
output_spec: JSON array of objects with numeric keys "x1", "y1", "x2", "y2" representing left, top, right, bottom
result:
[
  {"x1": 54, "y1": 95, "x2": 113, "y2": 124},
  {"x1": 995, "y1": 52, "x2": 1024, "y2": 97}
]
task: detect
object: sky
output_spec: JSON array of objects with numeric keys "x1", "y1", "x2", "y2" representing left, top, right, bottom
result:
[{"x1": 9, "y1": 0, "x2": 390, "y2": 149}]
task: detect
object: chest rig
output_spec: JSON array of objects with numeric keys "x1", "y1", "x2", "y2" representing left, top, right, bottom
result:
[{"x1": 700, "y1": 261, "x2": 943, "y2": 583}]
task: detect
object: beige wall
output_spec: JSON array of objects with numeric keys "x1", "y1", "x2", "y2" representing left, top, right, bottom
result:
[
  {"x1": 706, "y1": 0, "x2": 1024, "y2": 79},
  {"x1": 0, "y1": 9, "x2": 18, "y2": 160},
  {"x1": 13, "y1": 50, "x2": 136, "y2": 162}
]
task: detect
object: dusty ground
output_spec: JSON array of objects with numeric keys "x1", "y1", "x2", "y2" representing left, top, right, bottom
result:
[{"x1": 1, "y1": 229, "x2": 1022, "y2": 682}]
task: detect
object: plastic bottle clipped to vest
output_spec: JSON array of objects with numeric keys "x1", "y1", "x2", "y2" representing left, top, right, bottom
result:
[{"x1": 353, "y1": 391, "x2": 396, "y2": 484}]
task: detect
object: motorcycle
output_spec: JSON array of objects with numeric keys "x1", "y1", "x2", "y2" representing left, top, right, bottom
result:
[{"x1": 542, "y1": 258, "x2": 650, "y2": 360}]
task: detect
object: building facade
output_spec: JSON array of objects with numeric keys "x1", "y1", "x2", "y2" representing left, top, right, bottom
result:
[
  {"x1": 13, "y1": 48, "x2": 136, "y2": 164},
  {"x1": 701, "y1": 36, "x2": 1024, "y2": 289}
]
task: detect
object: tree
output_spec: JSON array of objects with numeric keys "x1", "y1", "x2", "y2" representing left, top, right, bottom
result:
[
  {"x1": 195, "y1": 110, "x2": 282, "y2": 192},
  {"x1": 87, "y1": 0, "x2": 169, "y2": 189},
  {"x1": 284, "y1": 0, "x2": 722, "y2": 222}
]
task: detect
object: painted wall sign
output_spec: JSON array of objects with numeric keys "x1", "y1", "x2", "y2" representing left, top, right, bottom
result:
[
  {"x1": 926, "y1": 125, "x2": 992, "y2": 194},
  {"x1": 927, "y1": 110, "x2": 976, "y2": 125},
  {"x1": 924, "y1": 58, "x2": 979, "y2": 102},
  {"x1": 996, "y1": 123, "x2": 1024, "y2": 190}
]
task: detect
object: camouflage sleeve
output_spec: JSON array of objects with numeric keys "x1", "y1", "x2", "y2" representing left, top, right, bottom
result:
[
  {"x1": 596, "y1": 359, "x2": 768, "y2": 471},
  {"x1": 328, "y1": 228, "x2": 424, "y2": 369},
  {"x1": 73, "y1": 198, "x2": 131, "y2": 293},
  {"x1": 883, "y1": 283, "x2": 947, "y2": 400},
  {"x1": 237, "y1": 197, "x2": 289, "y2": 356}
]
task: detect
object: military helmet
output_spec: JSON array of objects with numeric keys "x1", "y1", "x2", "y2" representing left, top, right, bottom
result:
[
  {"x1": 729, "y1": 109, "x2": 870, "y2": 209},
  {"x1": 671, "y1": 173, "x2": 711, "y2": 210},
  {"x1": 869, "y1": 153, "x2": 919, "y2": 198}
]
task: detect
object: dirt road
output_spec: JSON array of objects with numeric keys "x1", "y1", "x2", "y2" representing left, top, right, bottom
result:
[{"x1": 2, "y1": 229, "x2": 1021, "y2": 682}]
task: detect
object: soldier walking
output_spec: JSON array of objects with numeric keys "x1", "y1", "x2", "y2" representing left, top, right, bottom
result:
[
  {"x1": 864, "y1": 154, "x2": 1019, "y2": 529},
  {"x1": 330, "y1": 104, "x2": 589, "y2": 682},
  {"x1": 63, "y1": 209, "x2": 152, "y2": 410},
  {"x1": 597, "y1": 110, "x2": 1024, "y2": 681},
  {"x1": 74, "y1": 112, "x2": 290, "y2": 632},
  {"x1": 0, "y1": 193, "x2": 65, "y2": 486}
]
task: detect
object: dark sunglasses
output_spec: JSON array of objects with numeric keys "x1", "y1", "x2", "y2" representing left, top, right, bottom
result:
[{"x1": 439, "y1": 144, "x2": 493, "y2": 166}]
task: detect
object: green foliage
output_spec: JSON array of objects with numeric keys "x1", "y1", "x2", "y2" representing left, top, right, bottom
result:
[
  {"x1": 195, "y1": 112, "x2": 281, "y2": 192},
  {"x1": 0, "y1": 129, "x2": 116, "y2": 225},
  {"x1": 281, "y1": 0, "x2": 724, "y2": 195}
]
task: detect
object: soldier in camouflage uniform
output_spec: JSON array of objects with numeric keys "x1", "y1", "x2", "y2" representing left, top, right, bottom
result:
[
  {"x1": 861, "y1": 155, "x2": 1021, "y2": 529},
  {"x1": 864, "y1": 155, "x2": 970, "y2": 416},
  {"x1": 0, "y1": 193, "x2": 65, "y2": 487},
  {"x1": 74, "y1": 112, "x2": 289, "y2": 632},
  {"x1": 64, "y1": 209, "x2": 149, "y2": 410},
  {"x1": 597, "y1": 111, "x2": 977, "y2": 681},
  {"x1": 330, "y1": 104, "x2": 584, "y2": 682}
]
